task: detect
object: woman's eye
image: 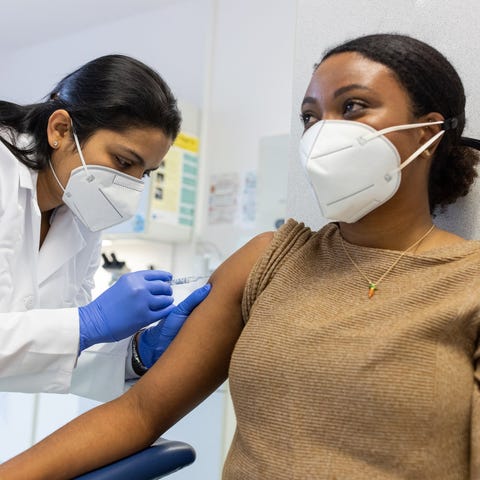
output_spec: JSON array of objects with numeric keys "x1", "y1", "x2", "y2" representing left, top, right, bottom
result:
[
  {"x1": 343, "y1": 100, "x2": 367, "y2": 117},
  {"x1": 115, "y1": 156, "x2": 131, "y2": 169},
  {"x1": 300, "y1": 112, "x2": 316, "y2": 129}
]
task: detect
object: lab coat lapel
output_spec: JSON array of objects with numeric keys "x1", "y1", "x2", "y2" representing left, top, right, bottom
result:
[
  {"x1": 23, "y1": 167, "x2": 41, "y2": 287},
  {"x1": 37, "y1": 207, "x2": 86, "y2": 285},
  {"x1": 17, "y1": 161, "x2": 40, "y2": 246}
]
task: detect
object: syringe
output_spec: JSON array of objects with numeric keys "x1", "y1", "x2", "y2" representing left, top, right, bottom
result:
[{"x1": 168, "y1": 275, "x2": 210, "y2": 285}]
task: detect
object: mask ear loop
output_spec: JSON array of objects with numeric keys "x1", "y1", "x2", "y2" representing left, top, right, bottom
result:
[
  {"x1": 357, "y1": 119, "x2": 448, "y2": 182},
  {"x1": 48, "y1": 158, "x2": 67, "y2": 195},
  {"x1": 358, "y1": 120, "x2": 444, "y2": 144},
  {"x1": 70, "y1": 121, "x2": 95, "y2": 182},
  {"x1": 385, "y1": 129, "x2": 446, "y2": 180}
]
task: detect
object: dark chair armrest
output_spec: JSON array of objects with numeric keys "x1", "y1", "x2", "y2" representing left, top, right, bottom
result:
[{"x1": 73, "y1": 438, "x2": 196, "y2": 480}]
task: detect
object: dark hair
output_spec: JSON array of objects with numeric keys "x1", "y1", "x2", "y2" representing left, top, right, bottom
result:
[
  {"x1": 319, "y1": 33, "x2": 479, "y2": 213},
  {"x1": 0, "y1": 54, "x2": 181, "y2": 170}
]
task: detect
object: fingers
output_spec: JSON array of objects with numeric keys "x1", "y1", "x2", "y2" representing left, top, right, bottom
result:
[
  {"x1": 151, "y1": 284, "x2": 211, "y2": 338},
  {"x1": 146, "y1": 280, "x2": 173, "y2": 296},
  {"x1": 143, "y1": 270, "x2": 173, "y2": 282},
  {"x1": 158, "y1": 309, "x2": 188, "y2": 339},
  {"x1": 148, "y1": 295, "x2": 175, "y2": 312},
  {"x1": 174, "y1": 284, "x2": 211, "y2": 315}
]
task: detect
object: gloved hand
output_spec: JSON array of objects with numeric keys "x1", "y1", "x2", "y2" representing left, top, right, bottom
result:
[
  {"x1": 137, "y1": 283, "x2": 211, "y2": 368},
  {"x1": 78, "y1": 270, "x2": 175, "y2": 352}
]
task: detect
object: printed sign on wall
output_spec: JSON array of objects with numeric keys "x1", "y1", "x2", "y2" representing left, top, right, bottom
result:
[{"x1": 149, "y1": 132, "x2": 199, "y2": 228}]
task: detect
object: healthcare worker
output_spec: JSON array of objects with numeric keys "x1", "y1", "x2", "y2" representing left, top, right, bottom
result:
[{"x1": 0, "y1": 54, "x2": 209, "y2": 402}]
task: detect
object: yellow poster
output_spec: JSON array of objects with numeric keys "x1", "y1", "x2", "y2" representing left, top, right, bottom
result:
[{"x1": 149, "y1": 133, "x2": 199, "y2": 227}]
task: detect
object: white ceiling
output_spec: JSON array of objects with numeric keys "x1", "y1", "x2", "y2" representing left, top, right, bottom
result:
[{"x1": 0, "y1": 0, "x2": 179, "y2": 51}]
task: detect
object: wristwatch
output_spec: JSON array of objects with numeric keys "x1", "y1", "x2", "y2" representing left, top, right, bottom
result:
[{"x1": 131, "y1": 332, "x2": 148, "y2": 376}]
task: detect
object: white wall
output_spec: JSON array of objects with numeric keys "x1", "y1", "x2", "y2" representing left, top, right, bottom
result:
[
  {"x1": 194, "y1": 0, "x2": 297, "y2": 259},
  {"x1": 0, "y1": 0, "x2": 210, "y2": 107},
  {"x1": 288, "y1": 0, "x2": 480, "y2": 235}
]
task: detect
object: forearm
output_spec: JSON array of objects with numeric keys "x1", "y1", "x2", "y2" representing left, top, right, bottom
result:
[
  {"x1": 0, "y1": 393, "x2": 156, "y2": 480},
  {"x1": 0, "y1": 300, "x2": 235, "y2": 480},
  {"x1": 0, "y1": 231, "x2": 274, "y2": 480}
]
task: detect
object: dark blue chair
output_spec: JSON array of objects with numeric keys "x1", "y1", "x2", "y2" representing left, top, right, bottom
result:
[{"x1": 73, "y1": 438, "x2": 196, "y2": 480}]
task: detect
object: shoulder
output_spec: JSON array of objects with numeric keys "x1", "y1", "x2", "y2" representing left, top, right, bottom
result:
[
  {"x1": 0, "y1": 133, "x2": 35, "y2": 187},
  {"x1": 239, "y1": 219, "x2": 327, "y2": 321},
  {"x1": 207, "y1": 220, "x2": 324, "y2": 309},
  {"x1": 209, "y1": 230, "x2": 275, "y2": 300},
  {"x1": 237, "y1": 230, "x2": 276, "y2": 263},
  {"x1": 252, "y1": 218, "x2": 324, "y2": 270},
  {"x1": 0, "y1": 140, "x2": 27, "y2": 214},
  {"x1": 214, "y1": 219, "x2": 316, "y2": 281},
  {"x1": 0, "y1": 138, "x2": 19, "y2": 172}
]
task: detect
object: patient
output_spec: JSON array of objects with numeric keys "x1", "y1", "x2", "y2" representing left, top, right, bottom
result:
[{"x1": 2, "y1": 33, "x2": 480, "y2": 480}]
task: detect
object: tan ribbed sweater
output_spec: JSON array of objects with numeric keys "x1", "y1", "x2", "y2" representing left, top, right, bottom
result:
[{"x1": 223, "y1": 219, "x2": 480, "y2": 480}]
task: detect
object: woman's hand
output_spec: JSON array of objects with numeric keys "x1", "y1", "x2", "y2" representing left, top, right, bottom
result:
[
  {"x1": 137, "y1": 283, "x2": 212, "y2": 369},
  {"x1": 78, "y1": 270, "x2": 174, "y2": 351}
]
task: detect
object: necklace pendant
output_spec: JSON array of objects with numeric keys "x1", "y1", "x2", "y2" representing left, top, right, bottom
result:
[{"x1": 368, "y1": 283, "x2": 377, "y2": 299}]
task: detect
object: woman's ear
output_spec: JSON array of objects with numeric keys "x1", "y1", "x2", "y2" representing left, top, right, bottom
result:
[
  {"x1": 417, "y1": 112, "x2": 445, "y2": 157},
  {"x1": 46, "y1": 109, "x2": 72, "y2": 150}
]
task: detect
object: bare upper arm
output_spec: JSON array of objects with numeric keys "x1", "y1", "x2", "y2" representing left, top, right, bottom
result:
[
  {"x1": 0, "y1": 231, "x2": 276, "y2": 479},
  {"x1": 126, "y1": 230, "x2": 275, "y2": 437}
]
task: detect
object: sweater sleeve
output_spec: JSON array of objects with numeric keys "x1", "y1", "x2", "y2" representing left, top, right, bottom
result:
[
  {"x1": 471, "y1": 342, "x2": 480, "y2": 478},
  {"x1": 241, "y1": 218, "x2": 314, "y2": 322}
]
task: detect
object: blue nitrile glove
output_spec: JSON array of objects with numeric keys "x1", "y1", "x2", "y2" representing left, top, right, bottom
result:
[
  {"x1": 78, "y1": 270, "x2": 175, "y2": 352},
  {"x1": 137, "y1": 283, "x2": 211, "y2": 368}
]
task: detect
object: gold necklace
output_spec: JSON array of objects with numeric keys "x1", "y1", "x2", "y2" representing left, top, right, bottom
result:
[{"x1": 340, "y1": 225, "x2": 435, "y2": 299}]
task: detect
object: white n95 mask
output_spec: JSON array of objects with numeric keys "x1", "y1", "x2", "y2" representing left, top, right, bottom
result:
[
  {"x1": 49, "y1": 131, "x2": 144, "y2": 232},
  {"x1": 299, "y1": 119, "x2": 448, "y2": 223}
]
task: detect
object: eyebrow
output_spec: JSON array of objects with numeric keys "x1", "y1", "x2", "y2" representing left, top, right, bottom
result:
[
  {"x1": 117, "y1": 146, "x2": 146, "y2": 168},
  {"x1": 302, "y1": 84, "x2": 373, "y2": 107},
  {"x1": 301, "y1": 96, "x2": 317, "y2": 107},
  {"x1": 333, "y1": 84, "x2": 373, "y2": 98},
  {"x1": 120, "y1": 147, "x2": 163, "y2": 175}
]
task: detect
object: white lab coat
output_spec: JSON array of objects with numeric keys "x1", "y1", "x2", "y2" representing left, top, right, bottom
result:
[{"x1": 0, "y1": 137, "x2": 131, "y2": 402}]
